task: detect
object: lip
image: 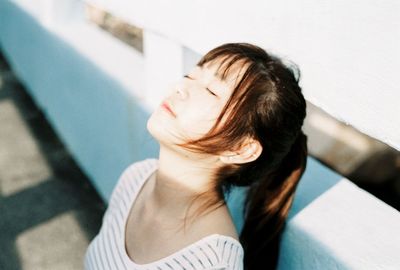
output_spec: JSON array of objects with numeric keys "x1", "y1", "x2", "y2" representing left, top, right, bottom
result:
[{"x1": 161, "y1": 101, "x2": 176, "y2": 117}]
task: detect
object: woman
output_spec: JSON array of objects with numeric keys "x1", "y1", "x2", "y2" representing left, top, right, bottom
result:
[{"x1": 85, "y1": 42, "x2": 308, "y2": 270}]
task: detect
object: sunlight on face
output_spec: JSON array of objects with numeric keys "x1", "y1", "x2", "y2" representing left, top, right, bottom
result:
[{"x1": 147, "y1": 57, "x2": 248, "y2": 151}]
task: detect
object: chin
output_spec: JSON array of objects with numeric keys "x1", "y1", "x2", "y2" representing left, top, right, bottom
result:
[{"x1": 147, "y1": 112, "x2": 178, "y2": 146}]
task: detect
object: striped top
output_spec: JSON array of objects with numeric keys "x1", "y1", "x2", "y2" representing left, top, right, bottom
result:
[{"x1": 84, "y1": 158, "x2": 244, "y2": 270}]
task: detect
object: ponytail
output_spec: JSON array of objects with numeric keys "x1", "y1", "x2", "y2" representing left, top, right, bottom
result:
[{"x1": 240, "y1": 131, "x2": 308, "y2": 269}]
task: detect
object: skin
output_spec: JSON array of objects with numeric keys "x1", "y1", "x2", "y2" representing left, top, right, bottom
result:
[
  {"x1": 145, "y1": 57, "x2": 263, "y2": 224},
  {"x1": 125, "y1": 58, "x2": 264, "y2": 263}
]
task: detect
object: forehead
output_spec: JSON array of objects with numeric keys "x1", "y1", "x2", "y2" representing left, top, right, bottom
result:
[{"x1": 194, "y1": 58, "x2": 249, "y2": 89}]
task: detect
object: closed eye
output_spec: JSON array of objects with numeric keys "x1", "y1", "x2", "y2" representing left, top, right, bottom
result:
[{"x1": 183, "y1": 75, "x2": 217, "y2": 97}]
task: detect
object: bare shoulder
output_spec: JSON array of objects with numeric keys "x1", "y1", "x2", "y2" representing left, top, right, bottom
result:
[{"x1": 191, "y1": 204, "x2": 239, "y2": 241}]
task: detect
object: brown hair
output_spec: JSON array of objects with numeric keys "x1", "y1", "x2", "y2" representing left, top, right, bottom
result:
[{"x1": 173, "y1": 42, "x2": 308, "y2": 269}]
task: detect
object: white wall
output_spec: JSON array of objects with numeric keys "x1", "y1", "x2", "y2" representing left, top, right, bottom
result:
[{"x1": 84, "y1": 0, "x2": 400, "y2": 151}]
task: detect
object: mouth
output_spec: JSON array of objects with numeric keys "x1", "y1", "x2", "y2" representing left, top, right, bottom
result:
[{"x1": 161, "y1": 101, "x2": 176, "y2": 117}]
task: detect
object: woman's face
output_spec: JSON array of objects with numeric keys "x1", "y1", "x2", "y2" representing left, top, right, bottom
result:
[{"x1": 147, "y1": 58, "x2": 247, "y2": 152}]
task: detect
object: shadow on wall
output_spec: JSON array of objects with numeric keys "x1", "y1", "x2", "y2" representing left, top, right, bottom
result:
[
  {"x1": 347, "y1": 148, "x2": 400, "y2": 211},
  {"x1": 0, "y1": 52, "x2": 106, "y2": 269},
  {"x1": 303, "y1": 102, "x2": 400, "y2": 212},
  {"x1": 0, "y1": 0, "x2": 159, "y2": 201}
]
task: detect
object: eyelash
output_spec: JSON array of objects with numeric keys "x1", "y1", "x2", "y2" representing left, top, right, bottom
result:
[{"x1": 183, "y1": 75, "x2": 217, "y2": 96}]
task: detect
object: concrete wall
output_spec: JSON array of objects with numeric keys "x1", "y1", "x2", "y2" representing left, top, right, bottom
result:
[{"x1": 84, "y1": 0, "x2": 400, "y2": 151}]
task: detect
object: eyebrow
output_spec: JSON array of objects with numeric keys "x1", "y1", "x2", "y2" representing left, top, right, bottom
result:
[{"x1": 196, "y1": 64, "x2": 227, "y2": 82}]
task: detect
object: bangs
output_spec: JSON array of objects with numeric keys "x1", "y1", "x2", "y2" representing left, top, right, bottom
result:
[{"x1": 197, "y1": 51, "x2": 252, "y2": 83}]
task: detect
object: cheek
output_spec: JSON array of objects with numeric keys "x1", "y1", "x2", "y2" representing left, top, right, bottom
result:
[{"x1": 178, "y1": 104, "x2": 221, "y2": 137}]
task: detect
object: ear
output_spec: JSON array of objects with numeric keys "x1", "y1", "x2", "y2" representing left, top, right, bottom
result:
[{"x1": 219, "y1": 139, "x2": 263, "y2": 164}]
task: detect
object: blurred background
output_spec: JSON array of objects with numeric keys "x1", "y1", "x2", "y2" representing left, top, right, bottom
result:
[{"x1": 0, "y1": 1, "x2": 399, "y2": 269}]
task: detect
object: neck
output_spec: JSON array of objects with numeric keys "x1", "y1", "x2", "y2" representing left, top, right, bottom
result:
[{"x1": 145, "y1": 145, "x2": 222, "y2": 221}]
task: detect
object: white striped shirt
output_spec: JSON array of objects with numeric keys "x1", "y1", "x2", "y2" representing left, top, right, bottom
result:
[{"x1": 84, "y1": 158, "x2": 244, "y2": 270}]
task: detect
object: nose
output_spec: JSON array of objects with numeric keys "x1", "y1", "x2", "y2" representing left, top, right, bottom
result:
[{"x1": 175, "y1": 87, "x2": 187, "y2": 99}]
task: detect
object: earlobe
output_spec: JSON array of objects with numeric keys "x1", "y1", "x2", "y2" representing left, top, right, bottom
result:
[
  {"x1": 219, "y1": 152, "x2": 237, "y2": 164},
  {"x1": 219, "y1": 140, "x2": 262, "y2": 164}
]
